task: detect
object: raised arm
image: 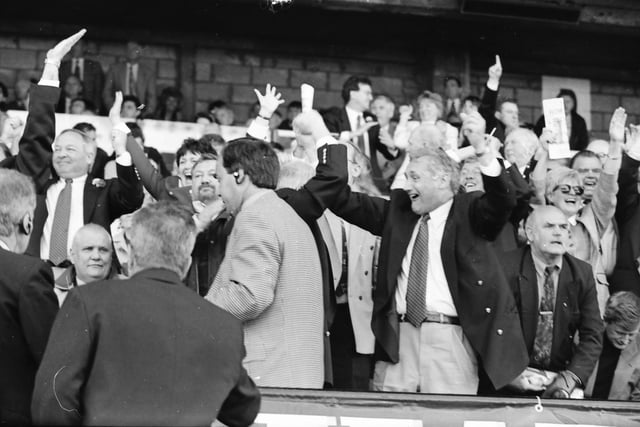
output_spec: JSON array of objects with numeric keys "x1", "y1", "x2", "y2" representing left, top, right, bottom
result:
[
  {"x1": 462, "y1": 110, "x2": 517, "y2": 240},
  {"x1": 616, "y1": 123, "x2": 640, "y2": 225},
  {"x1": 3, "y1": 29, "x2": 86, "y2": 193},
  {"x1": 478, "y1": 55, "x2": 502, "y2": 135},
  {"x1": 589, "y1": 107, "x2": 624, "y2": 233}
]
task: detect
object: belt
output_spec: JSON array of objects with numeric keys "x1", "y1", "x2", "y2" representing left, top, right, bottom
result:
[{"x1": 398, "y1": 312, "x2": 460, "y2": 325}]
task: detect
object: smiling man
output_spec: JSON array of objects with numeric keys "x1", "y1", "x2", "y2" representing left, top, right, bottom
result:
[
  {"x1": 501, "y1": 205, "x2": 603, "y2": 398},
  {"x1": 54, "y1": 224, "x2": 116, "y2": 306},
  {"x1": 295, "y1": 108, "x2": 530, "y2": 395}
]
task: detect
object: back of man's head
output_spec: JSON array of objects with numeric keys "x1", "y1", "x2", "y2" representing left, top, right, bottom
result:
[
  {"x1": 127, "y1": 201, "x2": 197, "y2": 278},
  {"x1": 276, "y1": 158, "x2": 315, "y2": 191},
  {"x1": 0, "y1": 169, "x2": 36, "y2": 253},
  {"x1": 222, "y1": 137, "x2": 280, "y2": 190}
]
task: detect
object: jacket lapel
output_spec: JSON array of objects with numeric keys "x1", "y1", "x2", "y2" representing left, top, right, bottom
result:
[
  {"x1": 387, "y1": 206, "x2": 419, "y2": 294},
  {"x1": 83, "y1": 180, "x2": 99, "y2": 223},
  {"x1": 519, "y1": 248, "x2": 539, "y2": 350},
  {"x1": 553, "y1": 256, "x2": 576, "y2": 342},
  {"x1": 317, "y1": 213, "x2": 341, "y2": 288},
  {"x1": 441, "y1": 203, "x2": 459, "y2": 304}
]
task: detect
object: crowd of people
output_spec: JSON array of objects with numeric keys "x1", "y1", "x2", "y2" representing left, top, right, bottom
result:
[{"x1": 2, "y1": 28, "x2": 640, "y2": 426}]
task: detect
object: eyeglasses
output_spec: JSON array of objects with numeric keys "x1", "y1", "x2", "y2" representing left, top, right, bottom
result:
[{"x1": 553, "y1": 184, "x2": 584, "y2": 196}]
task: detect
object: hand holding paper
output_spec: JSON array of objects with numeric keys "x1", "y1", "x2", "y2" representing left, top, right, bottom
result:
[{"x1": 254, "y1": 83, "x2": 285, "y2": 119}]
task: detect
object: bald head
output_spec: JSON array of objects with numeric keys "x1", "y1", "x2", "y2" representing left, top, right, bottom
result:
[
  {"x1": 70, "y1": 224, "x2": 113, "y2": 285},
  {"x1": 525, "y1": 206, "x2": 570, "y2": 263}
]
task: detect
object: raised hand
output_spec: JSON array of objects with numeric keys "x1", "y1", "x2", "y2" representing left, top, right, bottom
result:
[
  {"x1": 111, "y1": 127, "x2": 127, "y2": 157},
  {"x1": 253, "y1": 83, "x2": 285, "y2": 119},
  {"x1": 622, "y1": 123, "x2": 640, "y2": 161},
  {"x1": 45, "y1": 28, "x2": 87, "y2": 65},
  {"x1": 398, "y1": 105, "x2": 413, "y2": 122},
  {"x1": 108, "y1": 91, "x2": 124, "y2": 126},
  {"x1": 379, "y1": 127, "x2": 394, "y2": 149},
  {"x1": 609, "y1": 106, "x2": 627, "y2": 143},
  {"x1": 488, "y1": 54, "x2": 503, "y2": 83},
  {"x1": 351, "y1": 119, "x2": 378, "y2": 139}
]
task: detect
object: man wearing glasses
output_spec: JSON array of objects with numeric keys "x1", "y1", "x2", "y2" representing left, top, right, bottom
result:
[{"x1": 530, "y1": 108, "x2": 626, "y2": 315}]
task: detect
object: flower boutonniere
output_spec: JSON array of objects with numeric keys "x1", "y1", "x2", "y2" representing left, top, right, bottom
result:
[{"x1": 91, "y1": 178, "x2": 106, "y2": 188}]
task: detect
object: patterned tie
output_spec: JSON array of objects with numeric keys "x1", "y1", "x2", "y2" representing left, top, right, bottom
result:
[
  {"x1": 49, "y1": 179, "x2": 73, "y2": 266},
  {"x1": 335, "y1": 220, "x2": 348, "y2": 303},
  {"x1": 531, "y1": 265, "x2": 557, "y2": 369},
  {"x1": 405, "y1": 214, "x2": 430, "y2": 327}
]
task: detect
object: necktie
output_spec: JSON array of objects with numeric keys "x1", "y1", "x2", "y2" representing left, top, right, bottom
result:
[
  {"x1": 335, "y1": 220, "x2": 348, "y2": 303},
  {"x1": 356, "y1": 115, "x2": 366, "y2": 153},
  {"x1": 49, "y1": 179, "x2": 73, "y2": 266},
  {"x1": 531, "y1": 265, "x2": 557, "y2": 369},
  {"x1": 128, "y1": 64, "x2": 137, "y2": 97},
  {"x1": 405, "y1": 214, "x2": 430, "y2": 327},
  {"x1": 73, "y1": 59, "x2": 81, "y2": 79}
]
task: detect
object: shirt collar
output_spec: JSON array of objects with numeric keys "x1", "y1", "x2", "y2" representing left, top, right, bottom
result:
[
  {"x1": 345, "y1": 106, "x2": 363, "y2": 123},
  {"x1": 531, "y1": 249, "x2": 563, "y2": 277},
  {"x1": 0, "y1": 239, "x2": 9, "y2": 251},
  {"x1": 58, "y1": 174, "x2": 88, "y2": 186},
  {"x1": 427, "y1": 198, "x2": 453, "y2": 227},
  {"x1": 567, "y1": 215, "x2": 578, "y2": 226}
]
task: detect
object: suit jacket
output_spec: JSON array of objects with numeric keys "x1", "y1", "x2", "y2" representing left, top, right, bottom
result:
[
  {"x1": 31, "y1": 268, "x2": 260, "y2": 426},
  {"x1": 479, "y1": 84, "x2": 507, "y2": 144},
  {"x1": 585, "y1": 335, "x2": 640, "y2": 400},
  {"x1": 0, "y1": 248, "x2": 58, "y2": 425},
  {"x1": 611, "y1": 153, "x2": 640, "y2": 295},
  {"x1": 206, "y1": 190, "x2": 324, "y2": 389},
  {"x1": 90, "y1": 147, "x2": 110, "y2": 179},
  {"x1": 321, "y1": 106, "x2": 399, "y2": 195},
  {"x1": 0, "y1": 84, "x2": 144, "y2": 259},
  {"x1": 311, "y1": 143, "x2": 529, "y2": 390},
  {"x1": 502, "y1": 247, "x2": 603, "y2": 384},
  {"x1": 103, "y1": 61, "x2": 157, "y2": 115},
  {"x1": 60, "y1": 57, "x2": 105, "y2": 114},
  {"x1": 27, "y1": 162, "x2": 144, "y2": 258},
  {"x1": 318, "y1": 210, "x2": 378, "y2": 354},
  {"x1": 126, "y1": 135, "x2": 186, "y2": 203}
]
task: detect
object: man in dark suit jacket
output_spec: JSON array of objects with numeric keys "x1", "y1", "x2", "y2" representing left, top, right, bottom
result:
[
  {"x1": 502, "y1": 205, "x2": 603, "y2": 398},
  {"x1": 611, "y1": 147, "x2": 640, "y2": 295},
  {"x1": 6, "y1": 81, "x2": 143, "y2": 264},
  {"x1": 103, "y1": 40, "x2": 157, "y2": 117},
  {"x1": 295, "y1": 108, "x2": 530, "y2": 394},
  {"x1": 60, "y1": 38, "x2": 105, "y2": 114},
  {"x1": 0, "y1": 169, "x2": 58, "y2": 426},
  {"x1": 31, "y1": 201, "x2": 261, "y2": 426},
  {"x1": 321, "y1": 75, "x2": 400, "y2": 195}
]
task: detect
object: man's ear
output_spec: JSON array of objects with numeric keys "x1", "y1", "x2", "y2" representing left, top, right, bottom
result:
[
  {"x1": 494, "y1": 111, "x2": 501, "y2": 121},
  {"x1": 19, "y1": 213, "x2": 32, "y2": 236},
  {"x1": 232, "y1": 169, "x2": 245, "y2": 185}
]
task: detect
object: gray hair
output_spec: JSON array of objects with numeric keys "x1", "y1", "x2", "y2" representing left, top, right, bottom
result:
[
  {"x1": 0, "y1": 169, "x2": 36, "y2": 237},
  {"x1": 276, "y1": 159, "x2": 315, "y2": 191},
  {"x1": 412, "y1": 147, "x2": 461, "y2": 194},
  {"x1": 127, "y1": 201, "x2": 197, "y2": 278}
]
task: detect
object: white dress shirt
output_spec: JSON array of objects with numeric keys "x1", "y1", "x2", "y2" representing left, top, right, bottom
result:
[
  {"x1": 40, "y1": 175, "x2": 87, "y2": 261},
  {"x1": 72, "y1": 58, "x2": 84, "y2": 81},
  {"x1": 395, "y1": 198, "x2": 457, "y2": 316},
  {"x1": 345, "y1": 106, "x2": 370, "y2": 158}
]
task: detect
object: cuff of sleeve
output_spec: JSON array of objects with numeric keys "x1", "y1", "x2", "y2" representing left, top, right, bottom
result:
[
  {"x1": 316, "y1": 135, "x2": 339, "y2": 149},
  {"x1": 113, "y1": 122, "x2": 131, "y2": 134},
  {"x1": 247, "y1": 116, "x2": 270, "y2": 142},
  {"x1": 627, "y1": 149, "x2": 640, "y2": 162},
  {"x1": 115, "y1": 151, "x2": 132, "y2": 166},
  {"x1": 38, "y1": 79, "x2": 60, "y2": 88},
  {"x1": 486, "y1": 80, "x2": 499, "y2": 91},
  {"x1": 479, "y1": 157, "x2": 501, "y2": 177}
]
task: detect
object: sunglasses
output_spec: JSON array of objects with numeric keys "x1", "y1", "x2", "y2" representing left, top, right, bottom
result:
[{"x1": 553, "y1": 184, "x2": 584, "y2": 196}]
